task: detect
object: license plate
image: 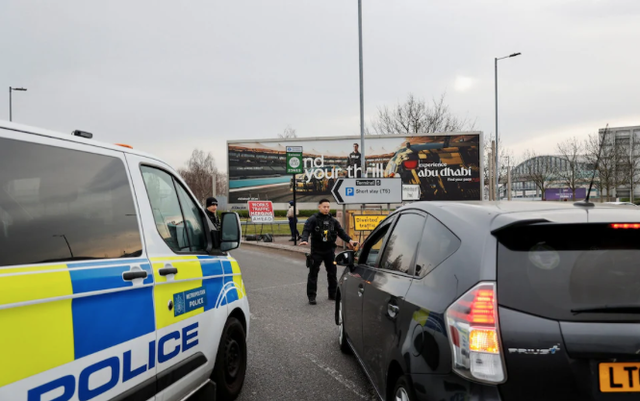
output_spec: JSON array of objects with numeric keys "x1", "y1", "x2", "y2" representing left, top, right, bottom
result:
[{"x1": 600, "y1": 363, "x2": 640, "y2": 392}]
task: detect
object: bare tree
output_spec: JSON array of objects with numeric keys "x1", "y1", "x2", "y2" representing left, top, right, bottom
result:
[
  {"x1": 178, "y1": 149, "x2": 218, "y2": 205},
  {"x1": 499, "y1": 149, "x2": 516, "y2": 188},
  {"x1": 481, "y1": 137, "x2": 513, "y2": 198},
  {"x1": 371, "y1": 93, "x2": 475, "y2": 135},
  {"x1": 278, "y1": 125, "x2": 297, "y2": 139},
  {"x1": 216, "y1": 173, "x2": 229, "y2": 199},
  {"x1": 584, "y1": 133, "x2": 616, "y2": 202},
  {"x1": 518, "y1": 150, "x2": 558, "y2": 201},
  {"x1": 556, "y1": 137, "x2": 586, "y2": 201}
]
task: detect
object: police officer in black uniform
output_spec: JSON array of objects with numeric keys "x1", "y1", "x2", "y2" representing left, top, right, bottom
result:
[
  {"x1": 205, "y1": 197, "x2": 220, "y2": 230},
  {"x1": 299, "y1": 199, "x2": 358, "y2": 305}
]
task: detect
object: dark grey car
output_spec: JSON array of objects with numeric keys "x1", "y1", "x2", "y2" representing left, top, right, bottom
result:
[{"x1": 335, "y1": 201, "x2": 640, "y2": 401}]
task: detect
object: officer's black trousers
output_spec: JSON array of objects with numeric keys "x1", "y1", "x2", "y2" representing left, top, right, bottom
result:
[{"x1": 307, "y1": 250, "x2": 337, "y2": 299}]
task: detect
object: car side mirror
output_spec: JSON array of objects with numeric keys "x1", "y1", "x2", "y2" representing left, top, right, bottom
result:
[
  {"x1": 335, "y1": 250, "x2": 355, "y2": 269},
  {"x1": 220, "y1": 212, "x2": 241, "y2": 252}
]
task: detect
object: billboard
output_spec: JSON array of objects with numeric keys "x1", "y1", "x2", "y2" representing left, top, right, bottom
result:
[{"x1": 228, "y1": 133, "x2": 482, "y2": 204}]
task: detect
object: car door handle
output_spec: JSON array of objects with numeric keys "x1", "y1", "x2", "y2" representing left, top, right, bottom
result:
[
  {"x1": 122, "y1": 270, "x2": 148, "y2": 281},
  {"x1": 388, "y1": 303, "x2": 400, "y2": 318},
  {"x1": 159, "y1": 267, "x2": 178, "y2": 276}
]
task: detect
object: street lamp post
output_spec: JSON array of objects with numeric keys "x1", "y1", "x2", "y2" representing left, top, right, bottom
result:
[
  {"x1": 358, "y1": 0, "x2": 365, "y2": 174},
  {"x1": 495, "y1": 53, "x2": 520, "y2": 200},
  {"x1": 9, "y1": 86, "x2": 28, "y2": 122}
]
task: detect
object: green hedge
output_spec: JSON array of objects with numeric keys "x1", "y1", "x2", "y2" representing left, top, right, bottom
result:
[{"x1": 233, "y1": 209, "x2": 337, "y2": 218}]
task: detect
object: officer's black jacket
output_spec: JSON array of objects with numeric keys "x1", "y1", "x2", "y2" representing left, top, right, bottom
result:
[
  {"x1": 301, "y1": 212, "x2": 351, "y2": 252},
  {"x1": 206, "y1": 210, "x2": 220, "y2": 230}
]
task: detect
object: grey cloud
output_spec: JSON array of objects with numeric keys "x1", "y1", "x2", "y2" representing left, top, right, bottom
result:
[{"x1": 1, "y1": 0, "x2": 639, "y2": 169}]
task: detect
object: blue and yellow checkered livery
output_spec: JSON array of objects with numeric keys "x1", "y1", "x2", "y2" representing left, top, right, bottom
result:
[{"x1": 0, "y1": 255, "x2": 245, "y2": 388}]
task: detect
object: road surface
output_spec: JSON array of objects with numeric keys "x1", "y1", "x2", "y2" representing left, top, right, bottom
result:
[{"x1": 233, "y1": 245, "x2": 377, "y2": 401}]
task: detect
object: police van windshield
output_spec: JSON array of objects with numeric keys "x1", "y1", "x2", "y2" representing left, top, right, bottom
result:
[
  {"x1": 0, "y1": 136, "x2": 142, "y2": 266},
  {"x1": 496, "y1": 223, "x2": 640, "y2": 322}
]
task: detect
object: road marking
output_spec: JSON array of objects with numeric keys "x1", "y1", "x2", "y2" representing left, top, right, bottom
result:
[{"x1": 304, "y1": 353, "x2": 371, "y2": 400}]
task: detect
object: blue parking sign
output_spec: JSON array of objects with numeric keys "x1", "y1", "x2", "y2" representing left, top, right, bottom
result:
[{"x1": 346, "y1": 187, "x2": 354, "y2": 196}]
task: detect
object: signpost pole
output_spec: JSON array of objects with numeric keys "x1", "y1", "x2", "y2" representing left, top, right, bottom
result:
[
  {"x1": 293, "y1": 174, "x2": 297, "y2": 246},
  {"x1": 286, "y1": 145, "x2": 303, "y2": 246},
  {"x1": 342, "y1": 204, "x2": 346, "y2": 250},
  {"x1": 358, "y1": 0, "x2": 365, "y2": 173}
]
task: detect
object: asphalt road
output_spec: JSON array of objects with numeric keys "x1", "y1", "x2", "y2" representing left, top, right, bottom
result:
[{"x1": 231, "y1": 245, "x2": 378, "y2": 401}]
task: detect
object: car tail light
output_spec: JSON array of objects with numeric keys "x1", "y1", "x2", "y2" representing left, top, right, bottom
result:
[
  {"x1": 611, "y1": 223, "x2": 640, "y2": 229},
  {"x1": 446, "y1": 282, "x2": 505, "y2": 383}
]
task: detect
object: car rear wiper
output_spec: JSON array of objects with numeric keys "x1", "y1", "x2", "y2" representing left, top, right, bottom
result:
[{"x1": 571, "y1": 305, "x2": 640, "y2": 314}]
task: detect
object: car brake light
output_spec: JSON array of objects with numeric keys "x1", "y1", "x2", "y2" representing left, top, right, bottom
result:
[
  {"x1": 445, "y1": 282, "x2": 505, "y2": 384},
  {"x1": 611, "y1": 223, "x2": 640, "y2": 229}
]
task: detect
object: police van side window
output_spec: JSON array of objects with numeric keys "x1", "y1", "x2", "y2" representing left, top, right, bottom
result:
[
  {"x1": 414, "y1": 216, "x2": 460, "y2": 278},
  {"x1": 141, "y1": 166, "x2": 206, "y2": 253},
  {"x1": 378, "y1": 213, "x2": 426, "y2": 275},
  {"x1": 175, "y1": 182, "x2": 206, "y2": 252},
  {"x1": 0, "y1": 137, "x2": 142, "y2": 267}
]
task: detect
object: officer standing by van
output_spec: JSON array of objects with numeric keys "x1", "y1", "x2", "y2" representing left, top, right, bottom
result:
[
  {"x1": 299, "y1": 199, "x2": 358, "y2": 305},
  {"x1": 205, "y1": 197, "x2": 220, "y2": 230}
]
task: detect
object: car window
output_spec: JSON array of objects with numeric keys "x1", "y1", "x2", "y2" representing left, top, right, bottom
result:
[
  {"x1": 366, "y1": 235, "x2": 386, "y2": 266},
  {"x1": 0, "y1": 136, "x2": 142, "y2": 266},
  {"x1": 496, "y1": 223, "x2": 640, "y2": 322},
  {"x1": 175, "y1": 182, "x2": 207, "y2": 252},
  {"x1": 378, "y1": 213, "x2": 426, "y2": 275},
  {"x1": 414, "y1": 216, "x2": 460, "y2": 277},
  {"x1": 357, "y1": 219, "x2": 394, "y2": 267},
  {"x1": 141, "y1": 166, "x2": 206, "y2": 253}
]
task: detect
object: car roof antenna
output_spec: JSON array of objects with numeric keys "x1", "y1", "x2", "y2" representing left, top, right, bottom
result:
[{"x1": 575, "y1": 124, "x2": 608, "y2": 207}]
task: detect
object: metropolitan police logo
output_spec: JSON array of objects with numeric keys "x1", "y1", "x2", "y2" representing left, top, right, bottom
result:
[{"x1": 174, "y1": 293, "x2": 186, "y2": 316}]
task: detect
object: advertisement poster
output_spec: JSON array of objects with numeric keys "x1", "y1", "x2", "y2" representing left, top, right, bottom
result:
[{"x1": 228, "y1": 133, "x2": 482, "y2": 204}]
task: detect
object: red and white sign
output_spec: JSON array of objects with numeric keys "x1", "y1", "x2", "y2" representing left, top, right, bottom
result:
[{"x1": 247, "y1": 201, "x2": 274, "y2": 223}]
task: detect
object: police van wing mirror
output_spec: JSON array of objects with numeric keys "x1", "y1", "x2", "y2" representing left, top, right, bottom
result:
[
  {"x1": 220, "y1": 212, "x2": 241, "y2": 252},
  {"x1": 335, "y1": 250, "x2": 355, "y2": 268}
]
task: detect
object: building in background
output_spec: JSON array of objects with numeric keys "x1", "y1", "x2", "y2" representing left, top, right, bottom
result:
[
  {"x1": 510, "y1": 154, "x2": 595, "y2": 201},
  {"x1": 599, "y1": 125, "x2": 640, "y2": 201}
]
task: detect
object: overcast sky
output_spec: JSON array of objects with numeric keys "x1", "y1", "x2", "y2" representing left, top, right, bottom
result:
[{"x1": 2, "y1": 0, "x2": 639, "y2": 170}]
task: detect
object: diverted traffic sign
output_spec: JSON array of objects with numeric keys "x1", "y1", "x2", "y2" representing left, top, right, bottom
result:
[
  {"x1": 247, "y1": 201, "x2": 274, "y2": 223},
  {"x1": 353, "y1": 215, "x2": 387, "y2": 231},
  {"x1": 286, "y1": 146, "x2": 303, "y2": 174},
  {"x1": 331, "y1": 178, "x2": 402, "y2": 205}
]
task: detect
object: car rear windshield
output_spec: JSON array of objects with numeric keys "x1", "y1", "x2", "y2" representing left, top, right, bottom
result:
[{"x1": 496, "y1": 223, "x2": 640, "y2": 322}]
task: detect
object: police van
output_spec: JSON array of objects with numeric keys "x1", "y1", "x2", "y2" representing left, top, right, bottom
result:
[{"x1": 0, "y1": 121, "x2": 249, "y2": 401}]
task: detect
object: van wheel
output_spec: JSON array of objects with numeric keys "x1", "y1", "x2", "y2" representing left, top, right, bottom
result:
[
  {"x1": 393, "y1": 376, "x2": 416, "y2": 401},
  {"x1": 338, "y1": 297, "x2": 351, "y2": 354},
  {"x1": 212, "y1": 317, "x2": 247, "y2": 400}
]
